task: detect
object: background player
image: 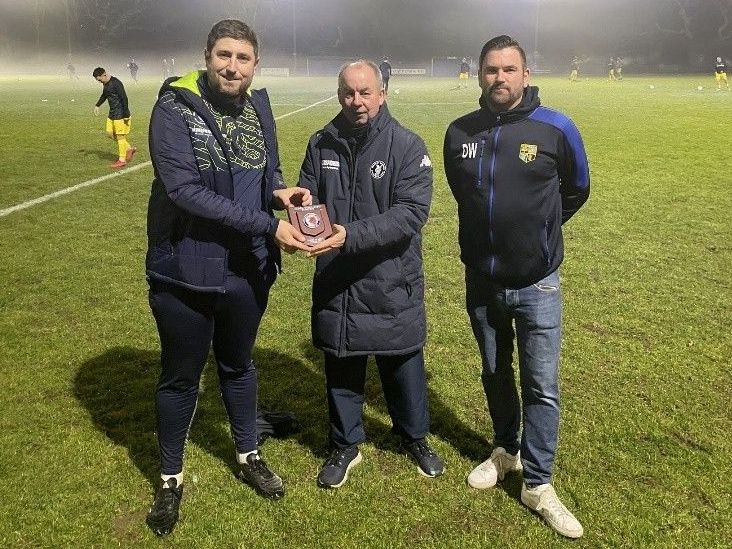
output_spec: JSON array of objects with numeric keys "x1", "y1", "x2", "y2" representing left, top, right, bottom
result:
[
  {"x1": 458, "y1": 57, "x2": 470, "y2": 88},
  {"x1": 92, "y1": 67, "x2": 136, "y2": 169},
  {"x1": 715, "y1": 57, "x2": 730, "y2": 91},
  {"x1": 127, "y1": 57, "x2": 139, "y2": 83},
  {"x1": 379, "y1": 57, "x2": 392, "y2": 92},
  {"x1": 569, "y1": 56, "x2": 580, "y2": 82}
]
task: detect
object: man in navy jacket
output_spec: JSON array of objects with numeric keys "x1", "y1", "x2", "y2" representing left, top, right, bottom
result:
[
  {"x1": 444, "y1": 35, "x2": 589, "y2": 539},
  {"x1": 144, "y1": 19, "x2": 311, "y2": 536},
  {"x1": 298, "y1": 60, "x2": 444, "y2": 489}
]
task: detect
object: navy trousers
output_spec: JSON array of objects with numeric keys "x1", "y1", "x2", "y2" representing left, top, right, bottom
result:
[
  {"x1": 324, "y1": 349, "x2": 430, "y2": 448},
  {"x1": 148, "y1": 270, "x2": 272, "y2": 475}
]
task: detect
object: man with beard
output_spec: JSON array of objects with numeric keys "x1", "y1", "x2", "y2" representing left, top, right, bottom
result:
[
  {"x1": 144, "y1": 19, "x2": 311, "y2": 536},
  {"x1": 443, "y1": 35, "x2": 589, "y2": 538}
]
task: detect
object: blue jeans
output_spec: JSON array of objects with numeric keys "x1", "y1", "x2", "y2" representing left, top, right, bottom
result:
[{"x1": 465, "y1": 267, "x2": 562, "y2": 486}]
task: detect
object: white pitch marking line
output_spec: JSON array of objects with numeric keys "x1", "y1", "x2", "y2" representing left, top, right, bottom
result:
[
  {"x1": 0, "y1": 163, "x2": 150, "y2": 218},
  {"x1": 272, "y1": 94, "x2": 336, "y2": 120},
  {"x1": 0, "y1": 94, "x2": 338, "y2": 219}
]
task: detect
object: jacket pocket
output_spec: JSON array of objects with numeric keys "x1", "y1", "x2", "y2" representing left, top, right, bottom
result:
[{"x1": 542, "y1": 219, "x2": 550, "y2": 267}]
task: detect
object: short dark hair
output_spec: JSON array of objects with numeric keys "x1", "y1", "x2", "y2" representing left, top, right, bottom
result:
[
  {"x1": 92, "y1": 67, "x2": 105, "y2": 78},
  {"x1": 478, "y1": 35, "x2": 527, "y2": 70},
  {"x1": 206, "y1": 19, "x2": 258, "y2": 58}
]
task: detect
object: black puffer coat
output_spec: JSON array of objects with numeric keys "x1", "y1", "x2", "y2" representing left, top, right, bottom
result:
[{"x1": 298, "y1": 106, "x2": 433, "y2": 357}]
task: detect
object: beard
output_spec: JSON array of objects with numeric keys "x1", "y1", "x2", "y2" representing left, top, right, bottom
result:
[
  {"x1": 206, "y1": 68, "x2": 249, "y2": 99},
  {"x1": 482, "y1": 85, "x2": 523, "y2": 112}
]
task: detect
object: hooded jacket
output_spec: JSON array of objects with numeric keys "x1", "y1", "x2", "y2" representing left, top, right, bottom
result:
[
  {"x1": 298, "y1": 106, "x2": 433, "y2": 357},
  {"x1": 146, "y1": 71, "x2": 286, "y2": 293},
  {"x1": 443, "y1": 86, "x2": 589, "y2": 288}
]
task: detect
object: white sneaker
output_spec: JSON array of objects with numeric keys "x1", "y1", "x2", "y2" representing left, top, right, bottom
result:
[
  {"x1": 521, "y1": 483, "x2": 584, "y2": 539},
  {"x1": 467, "y1": 447, "x2": 522, "y2": 489}
]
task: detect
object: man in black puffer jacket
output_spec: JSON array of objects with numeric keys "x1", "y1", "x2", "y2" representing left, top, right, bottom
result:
[
  {"x1": 298, "y1": 60, "x2": 444, "y2": 489},
  {"x1": 444, "y1": 35, "x2": 589, "y2": 539}
]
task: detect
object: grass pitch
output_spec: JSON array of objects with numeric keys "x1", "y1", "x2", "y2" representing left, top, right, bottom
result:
[{"x1": 0, "y1": 73, "x2": 730, "y2": 547}]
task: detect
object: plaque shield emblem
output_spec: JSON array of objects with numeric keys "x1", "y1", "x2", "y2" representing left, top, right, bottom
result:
[
  {"x1": 287, "y1": 205, "x2": 333, "y2": 246},
  {"x1": 519, "y1": 143, "x2": 538, "y2": 163}
]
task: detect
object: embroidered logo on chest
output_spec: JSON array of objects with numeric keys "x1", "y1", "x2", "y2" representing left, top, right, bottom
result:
[
  {"x1": 519, "y1": 143, "x2": 538, "y2": 163},
  {"x1": 370, "y1": 160, "x2": 387, "y2": 179}
]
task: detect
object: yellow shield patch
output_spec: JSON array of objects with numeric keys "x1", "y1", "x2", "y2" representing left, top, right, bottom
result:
[{"x1": 519, "y1": 143, "x2": 538, "y2": 163}]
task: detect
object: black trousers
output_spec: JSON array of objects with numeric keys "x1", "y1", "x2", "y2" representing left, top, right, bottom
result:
[
  {"x1": 148, "y1": 270, "x2": 272, "y2": 474},
  {"x1": 324, "y1": 349, "x2": 430, "y2": 448}
]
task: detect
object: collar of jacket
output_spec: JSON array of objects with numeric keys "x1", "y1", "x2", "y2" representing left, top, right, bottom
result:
[
  {"x1": 158, "y1": 70, "x2": 263, "y2": 167},
  {"x1": 323, "y1": 104, "x2": 392, "y2": 149},
  {"x1": 163, "y1": 70, "x2": 253, "y2": 99},
  {"x1": 477, "y1": 85, "x2": 541, "y2": 124}
]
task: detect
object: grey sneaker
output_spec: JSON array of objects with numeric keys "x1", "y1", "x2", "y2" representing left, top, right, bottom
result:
[
  {"x1": 467, "y1": 447, "x2": 522, "y2": 489},
  {"x1": 317, "y1": 446, "x2": 362, "y2": 488},
  {"x1": 238, "y1": 453, "x2": 285, "y2": 500},
  {"x1": 521, "y1": 483, "x2": 584, "y2": 539}
]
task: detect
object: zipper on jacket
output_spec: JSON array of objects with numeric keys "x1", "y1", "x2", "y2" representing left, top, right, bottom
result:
[
  {"x1": 476, "y1": 138, "x2": 486, "y2": 187},
  {"x1": 337, "y1": 147, "x2": 358, "y2": 354},
  {"x1": 488, "y1": 125, "x2": 502, "y2": 276}
]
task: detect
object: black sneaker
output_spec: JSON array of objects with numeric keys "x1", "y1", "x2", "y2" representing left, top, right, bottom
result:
[
  {"x1": 238, "y1": 453, "x2": 285, "y2": 500},
  {"x1": 317, "y1": 446, "x2": 362, "y2": 489},
  {"x1": 404, "y1": 438, "x2": 445, "y2": 477},
  {"x1": 146, "y1": 478, "x2": 183, "y2": 536}
]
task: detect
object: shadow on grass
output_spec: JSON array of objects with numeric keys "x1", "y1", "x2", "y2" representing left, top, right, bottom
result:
[
  {"x1": 73, "y1": 345, "x2": 330, "y2": 487},
  {"x1": 74, "y1": 342, "x2": 487, "y2": 488},
  {"x1": 299, "y1": 342, "x2": 487, "y2": 463},
  {"x1": 77, "y1": 148, "x2": 117, "y2": 161}
]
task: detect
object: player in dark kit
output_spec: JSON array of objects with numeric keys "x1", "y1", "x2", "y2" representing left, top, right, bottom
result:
[
  {"x1": 67, "y1": 62, "x2": 79, "y2": 80},
  {"x1": 379, "y1": 57, "x2": 392, "y2": 92},
  {"x1": 92, "y1": 67, "x2": 137, "y2": 168},
  {"x1": 127, "y1": 58, "x2": 139, "y2": 83}
]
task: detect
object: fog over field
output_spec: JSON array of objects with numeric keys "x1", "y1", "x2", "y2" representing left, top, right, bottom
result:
[{"x1": 1, "y1": 0, "x2": 731, "y2": 75}]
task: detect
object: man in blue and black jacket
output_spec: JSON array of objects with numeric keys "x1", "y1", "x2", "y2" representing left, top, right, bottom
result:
[
  {"x1": 144, "y1": 19, "x2": 311, "y2": 536},
  {"x1": 444, "y1": 35, "x2": 589, "y2": 539}
]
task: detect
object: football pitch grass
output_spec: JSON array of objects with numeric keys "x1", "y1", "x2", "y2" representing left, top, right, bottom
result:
[{"x1": 0, "y1": 74, "x2": 730, "y2": 547}]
